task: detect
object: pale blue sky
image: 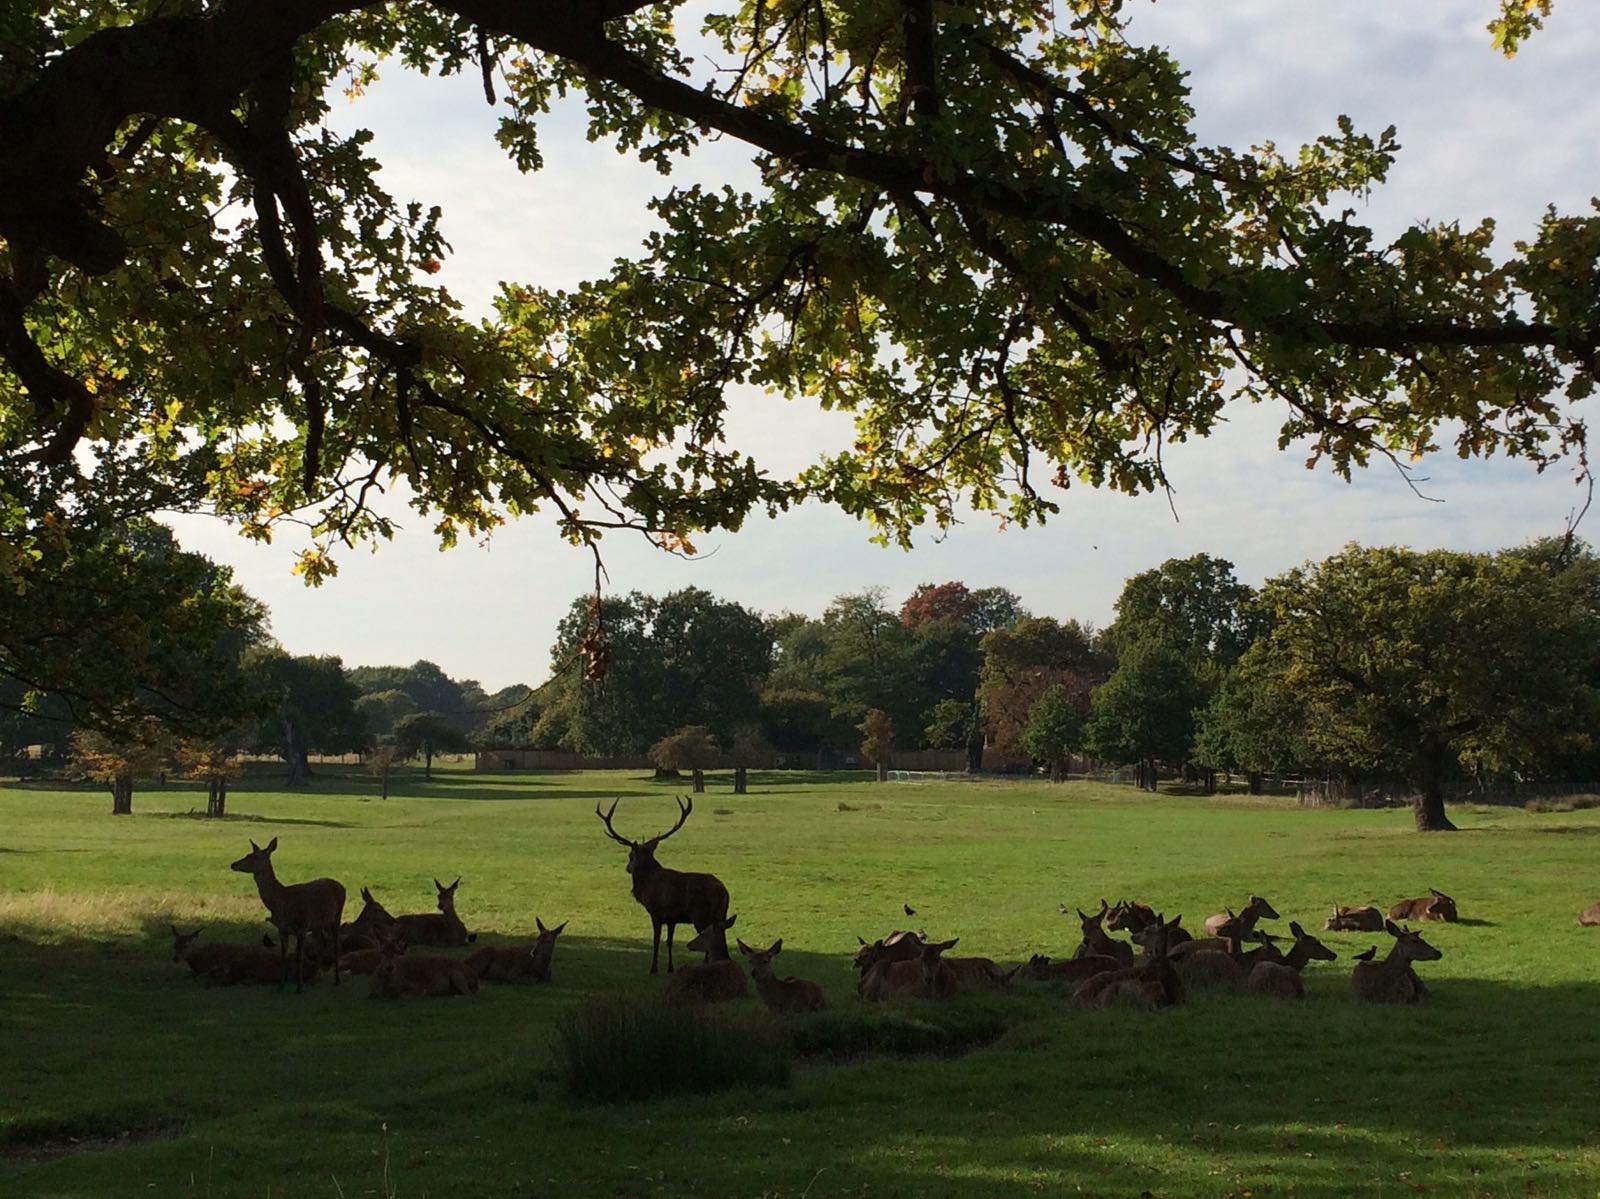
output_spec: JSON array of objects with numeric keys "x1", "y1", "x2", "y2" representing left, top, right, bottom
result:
[{"x1": 171, "y1": 4, "x2": 1600, "y2": 692}]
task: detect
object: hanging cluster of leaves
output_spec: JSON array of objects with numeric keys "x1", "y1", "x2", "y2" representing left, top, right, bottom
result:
[{"x1": 2, "y1": 2, "x2": 1593, "y2": 574}]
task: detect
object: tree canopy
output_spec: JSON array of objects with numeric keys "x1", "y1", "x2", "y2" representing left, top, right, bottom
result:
[{"x1": 3, "y1": 1, "x2": 1592, "y2": 591}]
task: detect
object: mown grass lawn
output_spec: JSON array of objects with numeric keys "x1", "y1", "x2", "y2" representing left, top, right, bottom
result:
[{"x1": 2, "y1": 766, "x2": 1598, "y2": 1198}]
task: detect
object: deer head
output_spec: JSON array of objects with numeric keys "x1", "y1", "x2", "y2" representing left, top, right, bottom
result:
[
  {"x1": 595, "y1": 796, "x2": 693, "y2": 874},
  {"x1": 229, "y1": 837, "x2": 279, "y2": 876},
  {"x1": 736, "y1": 937, "x2": 783, "y2": 975},
  {"x1": 170, "y1": 925, "x2": 203, "y2": 961},
  {"x1": 435, "y1": 877, "x2": 460, "y2": 912},
  {"x1": 1245, "y1": 894, "x2": 1280, "y2": 920},
  {"x1": 1287, "y1": 921, "x2": 1338, "y2": 963},
  {"x1": 1384, "y1": 920, "x2": 1443, "y2": 962}
]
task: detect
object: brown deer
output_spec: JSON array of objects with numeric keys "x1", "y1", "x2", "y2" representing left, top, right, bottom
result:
[
  {"x1": 1072, "y1": 914, "x2": 1184, "y2": 1009},
  {"x1": 737, "y1": 937, "x2": 826, "y2": 1013},
  {"x1": 1388, "y1": 888, "x2": 1458, "y2": 923},
  {"x1": 665, "y1": 914, "x2": 747, "y2": 1003},
  {"x1": 597, "y1": 796, "x2": 729, "y2": 974},
  {"x1": 1020, "y1": 953, "x2": 1123, "y2": 985},
  {"x1": 1131, "y1": 914, "x2": 1193, "y2": 953},
  {"x1": 392, "y1": 878, "x2": 473, "y2": 947},
  {"x1": 1248, "y1": 921, "x2": 1338, "y2": 999},
  {"x1": 368, "y1": 932, "x2": 478, "y2": 998},
  {"x1": 1203, "y1": 894, "x2": 1278, "y2": 937},
  {"x1": 1072, "y1": 902, "x2": 1134, "y2": 967},
  {"x1": 1105, "y1": 898, "x2": 1157, "y2": 935},
  {"x1": 1324, "y1": 903, "x2": 1385, "y2": 932},
  {"x1": 852, "y1": 930, "x2": 923, "y2": 981},
  {"x1": 340, "y1": 886, "x2": 398, "y2": 950},
  {"x1": 228, "y1": 837, "x2": 345, "y2": 992},
  {"x1": 1168, "y1": 911, "x2": 1254, "y2": 989},
  {"x1": 1352, "y1": 921, "x2": 1442, "y2": 1003},
  {"x1": 1580, "y1": 900, "x2": 1600, "y2": 927},
  {"x1": 860, "y1": 936, "x2": 960, "y2": 1001},
  {"x1": 170, "y1": 926, "x2": 318, "y2": 988},
  {"x1": 467, "y1": 918, "x2": 568, "y2": 984}
]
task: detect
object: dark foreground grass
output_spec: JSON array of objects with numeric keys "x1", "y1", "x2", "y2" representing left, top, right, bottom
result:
[{"x1": 2, "y1": 766, "x2": 1600, "y2": 1197}]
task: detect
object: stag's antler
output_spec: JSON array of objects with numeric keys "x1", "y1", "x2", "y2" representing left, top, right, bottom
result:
[
  {"x1": 655, "y1": 795, "x2": 694, "y2": 843},
  {"x1": 595, "y1": 799, "x2": 633, "y2": 846}
]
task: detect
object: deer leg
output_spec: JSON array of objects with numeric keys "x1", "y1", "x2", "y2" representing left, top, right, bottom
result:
[
  {"x1": 329, "y1": 923, "x2": 341, "y2": 986},
  {"x1": 650, "y1": 920, "x2": 663, "y2": 974},
  {"x1": 277, "y1": 928, "x2": 289, "y2": 991},
  {"x1": 665, "y1": 922, "x2": 676, "y2": 974},
  {"x1": 293, "y1": 932, "x2": 306, "y2": 994}
]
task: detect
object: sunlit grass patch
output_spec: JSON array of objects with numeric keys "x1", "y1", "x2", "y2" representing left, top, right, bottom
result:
[{"x1": 0, "y1": 888, "x2": 263, "y2": 940}]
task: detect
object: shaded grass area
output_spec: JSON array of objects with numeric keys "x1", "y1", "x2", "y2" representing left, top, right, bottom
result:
[{"x1": 2, "y1": 772, "x2": 1600, "y2": 1196}]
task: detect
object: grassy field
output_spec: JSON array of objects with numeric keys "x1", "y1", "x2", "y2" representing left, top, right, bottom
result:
[{"x1": 2, "y1": 765, "x2": 1598, "y2": 1198}]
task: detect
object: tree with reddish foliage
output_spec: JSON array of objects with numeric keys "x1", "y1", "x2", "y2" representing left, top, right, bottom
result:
[
  {"x1": 979, "y1": 618, "x2": 1105, "y2": 760},
  {"x1": 900, "y1": 582, "x2": 976, "y2": 629},
  {"x1": 858, "y1": 709, "x2": 895, "y2": 782}
]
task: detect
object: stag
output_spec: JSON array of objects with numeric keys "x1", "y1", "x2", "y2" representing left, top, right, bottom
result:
[
  {"x1": 596, "y1": 796, "x2": 729, "y2": 973},
  {"x1": 467, "y1": 918, "x2": 568, "y2": 984},
  {"x1": 228, "y1": 837, "x2": 344, "y2": 992},
  {"x1": 1324, "y1": 903, "x2": 1385, "y2": 932}
]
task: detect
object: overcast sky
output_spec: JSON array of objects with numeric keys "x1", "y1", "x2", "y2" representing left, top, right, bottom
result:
[{"x1": 170, "y1": 3, "x2": 1600, "y2": 693}]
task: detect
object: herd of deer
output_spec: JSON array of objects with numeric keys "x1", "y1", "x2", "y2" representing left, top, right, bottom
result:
[{"x1": 166, "y1": 800, "x2": 1600, "y2": 1011}]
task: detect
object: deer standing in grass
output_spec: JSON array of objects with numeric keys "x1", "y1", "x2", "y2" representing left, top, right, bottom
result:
[
  {"x1": 860, "y1": 937, "x2": 960, "y2": 1001},
  {"x1": 1352, "y1": 921, "x2": 1442, "y2": 1003},
  {"x1": 392, "y1": 877, "x2": 473, "y2": 947},
  {"x1": 666, "y1": 914, "x2": 747, "y2": 1003},
  {"x1": 229, "y1": 837, "x2": 344, "y2": 992},
  {"x1": 467, "y1": 918, "x2": 568, "y2": 984},
  {"x1": 738, "y1": 937, "x2": 826, "y2": 1013},
  {"x1": 1248, "y1": 922, "x2": 1338, "y2": 999},
  {"x1": 596, "y1": 796, "x2": 729, "y2": 974}
]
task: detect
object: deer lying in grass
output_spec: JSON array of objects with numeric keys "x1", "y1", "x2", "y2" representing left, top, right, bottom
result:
[
  {"x1": 1131, "y1": 914, "x2": 1193, "y2": 953},
  {"x1": 1323, "y1": 904, "x2": 1385, "y2": 932},
  {"x1": 1167, "y1": 912, "x2": 1256, "y2": 989},
  {"x1": 1021, "y1": 953, "x2": 1123, "y2": 985},
  {"x1": 1071, "y1": 915, "x2": 1184, "y2": 1009},
  {"x1": 1580, "y1": 900, "x2": 1600, "y2": 927},
  {"x1": 340, "y1": 886, "x2": 398, "y2": 951},
  {"x1": 467, "y1": 918, "x2": 567, "y2": 984},
  {"x1": 229, "y1": 837, "x2": 344, "y2": 992},
  {"x1": 852, "y1": 930, "x2": 923, "y2": 981},
  {"x1": 392, "y1": 878, "x2": 474, "y2": 947},
  {"x1": 1351, "y1": 921, "x2": 1441, "y2": 1004},
  {"x1": 860, "y1": 937, "x2": 959, "y2": 1001},
  {"x1": 737, "y1": 938, "x2": 826, "y2": 1013},
  {"x1": 1072, "y1": 902, "x2": 1134, "y2": 967},
  {"x1": 1248, "y1": 922, "x2": 1338, "y2": 999},
  {"x1": 1388, "y1": 888, "x2": 1458, "y2": 923},
  {"x1": 170, "y1": 926, "x2": 318, "y2": 987},
  {"x1": 1203, "y1": 894, "x2": 1278, "y2": 937},
  {"x1": 368, "y1": 932, "x2": 478, "y2": 998},
  {"x1": 597, "y1": 796, "x2": 729, "y2": 974},
  {"x1": 666, "y1": 914, "x2": 748, "y2": 1003},
  {"x1": 1105, "y1": 898, "x2": 1157, "y2": 935}
]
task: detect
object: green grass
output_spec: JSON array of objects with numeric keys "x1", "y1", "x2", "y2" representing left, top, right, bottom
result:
[{"x1": 3, "y1": 764, "x2": 1600, "y2": 1197}]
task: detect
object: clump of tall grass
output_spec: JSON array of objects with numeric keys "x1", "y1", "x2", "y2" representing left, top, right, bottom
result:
[
  {"x1": 0, "y1": 889, "x2": 261, "y2": 941},
  {"x1": 554, "y1": 994, "x2": 791, "y2": 1103}
]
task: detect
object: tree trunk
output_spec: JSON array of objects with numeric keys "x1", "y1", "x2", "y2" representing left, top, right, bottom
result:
[
  {"x1": 1413, "y1": 739, "x2": 1457, "y2": 832},
  {"x1": 424, "y1": 747, "x2": 434, "y2": 780},
  {"x1": 379, "y1": 766, "x2": 390, "y2": 801},
  {"x1": 206, "y1": 776, "x2": 227, "y2": 817},
  {"x1": 282, "y1": 715, "x2": 312, "y2": 786},
  {"x1": 1049, "y1": 759, "x2": 1064, "y2": 783},
  {"x1": 691, "y1": 767, "x2": 705, "y2": 793},
  {"x1": 964, "y1": 699, "x2": 985, "y2": 774},
  {"x1": 110, "y1": 775, "x2": 133, "y2": 815},
  {"x1": 653, "y1": 766, "x2": 681, "y2": 781},
  {"x1": 733, "y1": 765, "x2": 747, "y2": 794},
  {"x1": 875, "y1": 760, "x2": 888, "y2": 782},
  {"x1": 1246, "y1": 771, "x2": 1263, "y2": 796}
]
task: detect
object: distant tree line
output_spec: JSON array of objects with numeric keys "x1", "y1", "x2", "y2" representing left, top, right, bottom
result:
[{"x1": 6, "y1": 519, "x2": 1598, "y2": 831}]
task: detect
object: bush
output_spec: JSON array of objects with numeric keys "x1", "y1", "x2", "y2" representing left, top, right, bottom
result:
[
  {"x1": 787, "y1": 996, "x2": 1013, "y2": 1060},
  {"x1": 554, "y1": 994, "x2": 790, "y2": 1103}
]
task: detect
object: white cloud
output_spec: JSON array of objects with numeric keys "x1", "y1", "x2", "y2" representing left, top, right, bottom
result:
[{"x1": 172, "y1": 4, "x2": 1600, "y2": 690}]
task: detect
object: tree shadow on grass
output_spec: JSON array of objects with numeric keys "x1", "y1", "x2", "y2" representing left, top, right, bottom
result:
[{"x1": 156, "y1": 811, "x2": 355, "y2": 829}]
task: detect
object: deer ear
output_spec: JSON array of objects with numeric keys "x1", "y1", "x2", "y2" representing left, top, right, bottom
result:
[
  {"x1": 724, "y1": 914, "x2": 737, "y2": 930},
  {"x1": 536, "y1": 917, "x2": 547, "y2": 933},
  {"x1": 266, "y1": 837, "x2": 278, "y2": 852},
  {"x1": 1431, "y1": 887, "x2": 1446, "y2": 899},
  {"x1": 736, "y1": 938, "x2": 752, "y2": 954},
  {"x1": 451, "y1": 877, "x2": 461, "y2": 890},
  {"x1": 1385, "y1": 919, "x2": 1403, "y2": 937},
  {"x1": 770, "y1": 938, "x2": 783, "y2": 955},
  {"x1": 1077, "y1": 908, "x2": 1089, "y2": 920},
  {"x1": 857, "y1": 935, "x2": 867, "y2": 945},
  {"x1": 1290, "y1": 921, "x2": 1305, "y2": 938},
  {"x1": 553, "y1": 922, "x2": 567, "y2": 935}
]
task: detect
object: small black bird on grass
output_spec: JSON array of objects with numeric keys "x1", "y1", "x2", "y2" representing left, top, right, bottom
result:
[{"x1": 903, "y1": 902, "x2": 916, "y2": 917}]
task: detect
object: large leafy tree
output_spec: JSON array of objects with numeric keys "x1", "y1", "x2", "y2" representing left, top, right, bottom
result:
[
  {"x1": 1084, "y1": 638, "x2": 1208, "y2": 791},
  {"x1": 3, "y1": 4, "x2": 1593, "y2": 592},
  {"x1": 978, "y1": 616, "x2": 1103, "y2": 759},
  {"x1": 240, "y1": 647, "x2": 368, "y2": 785},
  {"x1": 1248, "y1": 544, "x2": 1600, "y2": 831}
]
